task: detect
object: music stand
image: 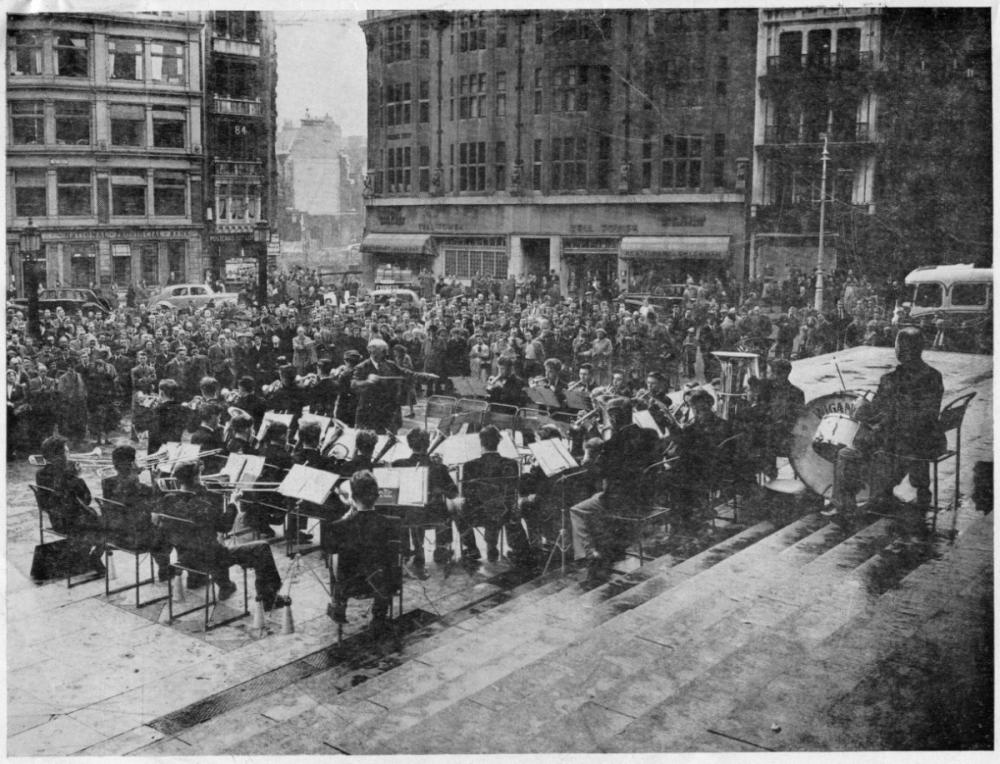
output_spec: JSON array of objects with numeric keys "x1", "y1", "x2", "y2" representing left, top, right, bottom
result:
[
  {"x1": 564, "y1": 389, "x2": 591, "y2": 411},
  {"x1": 526, "y1": 387, "x2": 561, "y2": 411},
  {"x1": 278, "y1": 465, "x2": 339, "y2": 554}
]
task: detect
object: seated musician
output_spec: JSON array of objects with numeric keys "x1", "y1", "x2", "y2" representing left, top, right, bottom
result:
[
  {"x1": 224, "y1": 413, "x2": 256, "y2": 455},
  {"x1": 729, "y1": 377, "x2": 775, "y2": 481},
  {"x1": 531, "y1": 358, "x2": 568, "y2": 411},
  {"x1": 34, "y1": 435, "x2": 106, "y2": 575},
  {"x1": 517, "y1": 423, "x2": 565, "y2": 560},
  {"x1": 232, "y1": 375, "x2": 266, "y2": 432},
  {"x1": 486, "y1": 356, "x2": 527, "y2": 408},
  {"x1": 824, "y1": 327, "x2": 944, "y2": 523},
  {"x1": 148, "y1": 379, "x2": 186, "y2": 455},
  {"x1": 592, "y1": 369, "x2": 632, "y2": 404},
  {"x1": 244, "y1": 422, "x2": 293, "y2": 539},
  {"x1": 459, "y1": 425, "x2": 529, "y2": 566},
  {"x1": 325, "y1": 470, "x2": 402, "y2": 636},
  {"x1": 389, "y1": 428, "x2": 459, "y2": 567},
  {"x1": 102, "y1": 445, "x2": 171, "y2": 580},
  {"x1": 189, "y1": 402, "x2": 226, "y2": 475},
  {"x1": 661, "y1": 389, "x2": 730, "y2": 524},
  {"x1": 293, "y1": 421, "x2": 346, "y2": 543},
  {"x1": 156, "y1": 462, "x2": 289, "y2": 610},
  {"x1": 567, "y1": 363, "x2": 596, "y2": 394},
  {"x1": 336, "y1": 429, "x2": 379, "y2": 475},
  {"x1": 633, "y1": 371, "x2": 674, "y2": 431},
  {"x1": 569, "y1": 397, "x2": 661, "y2": 579}
]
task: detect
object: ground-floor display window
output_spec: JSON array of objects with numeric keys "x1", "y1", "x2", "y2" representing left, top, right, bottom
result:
[
  {"x1": 111, "y1": 243, "x2": 132, "y2": 284},
  {"x1": 69, "y1": 243, "x2": 98, "y2": 287},
  {"x1": 562, "y1": 237, "x2": 618, "y2": 296},
  {"x1": 441, "y1": 236, "x2": 507, "y2": 279}
]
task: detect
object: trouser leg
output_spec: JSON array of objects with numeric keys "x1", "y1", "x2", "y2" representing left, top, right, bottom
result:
[
  {"x1": 230, "y1": 541, "x2": 281, "y2": 600},
  {"x1": 570, "y1": 492, "x2": 605, "y2": 560}
]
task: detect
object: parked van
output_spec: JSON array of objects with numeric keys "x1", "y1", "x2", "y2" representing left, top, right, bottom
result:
[{"x1": 904, "y1": 264, "x2": 992, "y2": 320}]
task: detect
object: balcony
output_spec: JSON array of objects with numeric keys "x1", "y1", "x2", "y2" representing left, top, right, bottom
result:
[
  {"x1": 213, "y1": 96, "x2": 262, "y2": 116},
  {"x1": 213, "y1": 37, "x2": 260, "y2": 58},
  {"x1": 213, "y1": 160, "x2": 263, "y2": 180},
  {"x1": 763, "y1": 122, "x2": 875, "y2": 145},
  {"x1": 765, "y1": 50, "x2": 875, "y2": 76}
]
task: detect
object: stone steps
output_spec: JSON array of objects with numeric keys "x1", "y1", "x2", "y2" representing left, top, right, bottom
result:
[
  {"x1": 316, "y1": 515, "x2": 850, "y2": 753},
  {"x1": 378, "y1": 516, "x2": 893, "y2": 754}
]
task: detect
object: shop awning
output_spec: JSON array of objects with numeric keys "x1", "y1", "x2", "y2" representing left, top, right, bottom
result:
[
  {"x1": 619, "y1": 236, "x2": 731, "y2": 261},
  {"x1": 359, "y1": 233, "x2": 436, "y2": 257}
]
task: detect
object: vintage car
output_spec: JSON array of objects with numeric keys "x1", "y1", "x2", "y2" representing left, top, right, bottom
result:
[
  {"x1": 10, "y1": 288, "x2": 113, "y2": 315},
  {"x1": 146, "y1": 283, "x2": 240, "y2": 311}
]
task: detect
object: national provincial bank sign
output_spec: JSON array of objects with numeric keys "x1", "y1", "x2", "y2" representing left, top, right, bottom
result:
[
  {"x1": 369, "y1": 202, "x2": 737, "y2": 237},
  {"x1": 41, "y1": 228, "x2": 197, "y2": 241}
]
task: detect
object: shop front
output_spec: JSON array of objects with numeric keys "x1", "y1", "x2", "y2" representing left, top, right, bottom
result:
[
  {"x1": 619, "y1": 235, "x2": 732, "y2": 293},
  {"x1": 362, "y1": 196, "x2": 746, "y2": 295},
  {"x1": 13, "y1": 226, "x2": 203, "y2": 295}
]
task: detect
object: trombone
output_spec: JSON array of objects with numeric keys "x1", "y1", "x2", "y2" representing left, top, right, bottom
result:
[
  {"x1": 28, "y1": 447, "x2": 112, "y2": 467},
  {"x1": 138, "y1": 447, "x2": 226, "y2": 471}
]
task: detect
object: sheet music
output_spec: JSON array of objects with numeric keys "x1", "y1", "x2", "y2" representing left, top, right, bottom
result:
[
  {"x1": 238, "y1": 455, "x2": 265, "y2": 485},
  {"x1": 528, "y1": 438, "x2": 579, "y2": 477},
  {"x1": 372, "y1": 467, "x2": 428, "y2": 506},
  {"x1": 278, "y1": 464, "x2": 337, "y2": 505},
  {"x1": 256, "y1": 411, "x2": 294, "y2": 444},
  {"x1": 221, "y1": 453, "x2": 246, "y2": 482},
  {"x1": 633, "y1": 409, "x2": 664, "y2": 436},
  {"x1": 435, "y1": 433, "x2": 521, "y2": 465},
  {"x1": 526, "y1": 387, "x2": 561, "y2": 409}
]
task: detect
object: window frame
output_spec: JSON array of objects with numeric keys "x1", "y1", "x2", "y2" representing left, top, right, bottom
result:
[
  {"x1": 150, "y1": 41, "x2": 185, "y2": 85},
  {"x1": 54, "y1": 32, "x2": 90, "y2": 78},
  {"x1": 108, "y1": 37, "x2": 144, "y2": 81},
  {"x1": 10, "y1": 101, "x2": 45, "y2": 145},
  {"x1": 56, "y1": 167, "x2": 93, "y2": 216},
  {"x1": 110, "y1": 103, "x2": 146, "y2": 147},
  {"x1": 54, "y1": 100, "x2": 91, "y2": 146},
  {"x1": 14, "y1": 168, "x2": 48, "y2": 217},
  {"x1": 153, "y1": 171, "x2": 187, "y2": 216},
  {"x1": 111, "y1": 170, "x2": 148, "y2": 217},
  {"x1": 8, "y1": 30, "x2": 43, "y2": 76}
]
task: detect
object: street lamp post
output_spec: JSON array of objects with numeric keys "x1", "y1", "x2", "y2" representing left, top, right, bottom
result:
[
  {"x1": 814, "y1": 134, "x2": 831, "y2": 312},
  {"x1": 253, "y1": 219, "x2": 270, "y2": 308},
  {"x1": 19, "y1": 218, "x2": 42, "y2": 340},
  {"x1": 735, "y1": 156, "x2": 752, "y2": 295}
]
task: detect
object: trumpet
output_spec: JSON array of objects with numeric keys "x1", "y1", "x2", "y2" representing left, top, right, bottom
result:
[
  {"x1": 28, "y1": 447, "x2": 111, "y2": 467},
  {"x1": 634, "y1": 389, "x2": 682, "y2": 431}
]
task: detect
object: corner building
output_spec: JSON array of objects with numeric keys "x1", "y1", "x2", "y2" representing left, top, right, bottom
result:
[
  {"x1": 360, "y1": 10, "x2": 758, "y2": 296},
  {"x1": 6, "y1": 12, "x2": 206, "y2": 292}
]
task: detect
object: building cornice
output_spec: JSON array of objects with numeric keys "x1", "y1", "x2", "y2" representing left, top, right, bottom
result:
[{"x1": 366, "y1": 193, "x2": 745, "y2": 208}]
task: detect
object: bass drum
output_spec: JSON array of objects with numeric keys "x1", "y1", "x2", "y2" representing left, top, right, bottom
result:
[{"x1": 789, "y1": 390, "x2": 873, "y2": 501}]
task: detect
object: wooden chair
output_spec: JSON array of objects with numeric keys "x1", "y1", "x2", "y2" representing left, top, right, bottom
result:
[{"x1": 94, "y1": 497, "x2": 168, "y2": 609}]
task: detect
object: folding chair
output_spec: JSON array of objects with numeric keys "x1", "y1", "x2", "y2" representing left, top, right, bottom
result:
[
  {"x1": 94, "y1": 497, "x2": 168, "y2": 608},
  {"x1": 424, "y1": 395, "x2": 458, "y2": 430},
  {"x1": 157, "y1": 513, "x2": 250, "y2": 632},
  {"x1": 28, "y1": 484, "x2": 104, "y2": 588},
  {"x1": 608, "y1": 458, "x2": 676, "y2": 566}
]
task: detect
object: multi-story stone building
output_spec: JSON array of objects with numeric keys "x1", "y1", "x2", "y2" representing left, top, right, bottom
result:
[
  {"x1": 203, "y1": 10, "x2": 279, "y2": 284},
  {"x1": 6, "y1": 11, "x2": 278, "y2": 295},
  {"x1": 359, "y1": 9, "x2": 758, "y2": 296},
  {"x1": 752, "y1": 7, "x2": 991, "y2": 283},
  {"x1": 6, "y1": 12, "x2": 206, "y2": 292}
]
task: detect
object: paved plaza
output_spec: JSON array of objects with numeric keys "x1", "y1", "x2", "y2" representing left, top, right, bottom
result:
[{"x1": 5, "y1": 347, "x2": 994, "y2": 755}]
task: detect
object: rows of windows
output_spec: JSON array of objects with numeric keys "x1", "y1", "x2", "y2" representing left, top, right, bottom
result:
[
  {"x1": 385, "y1": 82, "x2": 412, "y2": 127},
  {"x1": 443, "y1": 241, "x2": 507, "y2": 279},
  {"x1": 385, "y1": 22, "x2": 412, "y2": 63},
  {"x1": 458, "y1": 14, "x2": 487, "y2": 52},
  {"x1": 12, "y1": 168, "x2": 190, "y2": 218},
  {"x1": 8, "y1": 30, "x2": 189, "y2": 84},
  {"x1": 212, "y1": 11, "x2": 261, "y2": 43},
  {"x1": 458, "y1": 73, "x2": 487, "y2": 119},
  {"x1": 372, "y1": 132, "x2": 728, "y2": 195},
  {"x1": 9, "y1": 100, "x2": 187, "y2": 149},
  {"x1": 215, "y1": 181, "x2": 261, "y2": 222}
]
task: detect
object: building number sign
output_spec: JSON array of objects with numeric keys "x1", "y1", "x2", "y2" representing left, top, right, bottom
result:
[{"x1": 234, "y1": 124, "x2": 248, "y2": 136}]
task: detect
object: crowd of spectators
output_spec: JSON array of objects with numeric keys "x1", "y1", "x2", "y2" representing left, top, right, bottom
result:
[{"x1": 6, "y1": 261, "x2": 982, "y2": 461}]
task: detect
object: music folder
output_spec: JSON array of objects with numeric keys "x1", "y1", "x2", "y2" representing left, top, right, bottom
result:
[
  {"x1": 527, "y1": 438, "x2": 579, "y2": 477},
  {"x1": 256, "y1": 411, "x2": 294, "y2": 444},
  {"x1": 278, "y1": 464, "x2": 338, "y2": 506},
  {"x1": 371, "y1": 467, "x2": 429, "y2": 507}
]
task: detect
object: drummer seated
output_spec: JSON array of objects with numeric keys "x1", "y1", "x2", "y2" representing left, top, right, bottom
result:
[
  {"x1": 101, "y1": 445, "x2": 171, "y2": 581},
  {"x1": 156, "y1": 463, "x2": 288, "y2": 610},
  {"x1": 730, "y1": 377, "x2": 778, "y2": 481}
]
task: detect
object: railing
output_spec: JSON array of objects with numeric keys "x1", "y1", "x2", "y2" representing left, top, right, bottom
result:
[
  {"x1": 212, "y1": 37, "x2": 260, "y2": 58},
  {"x1": 213, "y1": 96, "x2": 262, "y2": 116},
  {"x1": 766, "y1": 50, "x2": 874, "y2": 75},
  {"x1": 764, "y1": 122, "x2": 875, "y2": 145},
  {"x1": 213, "y1": 160, "x2": 263, "y2": 178}
]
